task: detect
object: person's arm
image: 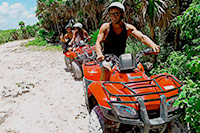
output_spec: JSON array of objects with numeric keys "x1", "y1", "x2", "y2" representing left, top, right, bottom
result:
[
  {"x1": 128, "y1": 24, "x2": 160, "y2": 53},
  {"x1": 64, "y1": 34, "x2": 69, "y2": 42},
  {"x1": 95, "y1": 23, "x2": 108, "y2": 60},
  {"x1": 68, "y1": 31, "x2": 76, "y2": 46},
  {"x1": 83, "y1": 31, "x2": 91, "y2": 42},
  {"x1": 60, "y1": 33, "x2": 66, "y2": 43}
]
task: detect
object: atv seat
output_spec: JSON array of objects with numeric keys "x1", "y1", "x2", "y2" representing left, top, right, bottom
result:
[{"x1": 119, "y1": 54, "x2": 136, "y2": 73}]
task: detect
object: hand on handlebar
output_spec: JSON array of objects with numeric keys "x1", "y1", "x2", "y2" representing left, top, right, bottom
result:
[
  {"x1": 97, "y1": 54, "x2": 104, "y2": 62},
  {"x1": 152, "y1": 45, "x2": 160, "y2": 53},
  {"x1": 68, "y1": 42, "x2": 72, "y2": 46}
]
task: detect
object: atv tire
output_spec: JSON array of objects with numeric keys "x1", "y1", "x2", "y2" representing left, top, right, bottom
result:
[
  {"x1": 64, "y1": 56, "x2": 71, "y2": 71},
  {"x1": 166, "y1": 119, "x2": 189, "y2": 133},
  {"x1": 89, "y1": 105, "x2": 113, "y2": 133},
  {"x1": 71, "y1": 61, "x2": 82, "y2": 80}
]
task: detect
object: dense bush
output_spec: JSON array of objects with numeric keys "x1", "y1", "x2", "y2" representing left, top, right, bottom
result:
[
  {"x1": 26, "y1": 24, "x2": 40, "y2": 37},
  {"x1": 37, "y1": 28, "x2": 56, "y2": 43},
  {"x1": 25, "y1": 37, "x2": 47, "y2": 47},
  {"x1": 0, "y1": 29, "x2": 21, "y2": 44},
  {"x1": 173, "y1": 0, "x2": 200, "y2": 46},
  {"x1": 150, "y1": 0, "x2": 200, "y2": 132},
  {"x1": 174, "y1": 80, "x2": 200, "y2": 132},
  {"x1": 0, "y1": 23, "x2": 39, "y2": 45}
]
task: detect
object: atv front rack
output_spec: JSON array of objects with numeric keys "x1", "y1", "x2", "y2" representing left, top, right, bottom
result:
[
  {"x1": 101, "y1": 74, "x2": 183, "y2": 131},
  {"x1": 102, "y1": 74, "x2": 182, "y2": 104}
]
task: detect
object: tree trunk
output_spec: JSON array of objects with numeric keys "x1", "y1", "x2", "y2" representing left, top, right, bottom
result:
[
  {"x1": 148, "y1": 21, "x2": 157, "y2": 64},
  {"x1": 53, "y1": 9, "x2": 60, "y2": 34},
  {"x1": 174, "y1": 28, "x2": 180, "y2": 50},
  {"x1": 174, "y1": 0, "x2": 181, "y2": 50}
]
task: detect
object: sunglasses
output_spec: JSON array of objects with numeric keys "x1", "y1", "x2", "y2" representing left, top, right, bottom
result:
[{"x1": 109, "y1": 12, "x2": 121, "y2": 17}]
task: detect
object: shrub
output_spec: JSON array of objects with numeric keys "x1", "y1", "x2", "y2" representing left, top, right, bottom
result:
[
  {"x1": 25, "y1": 38, "x2": 47, "y2": 46},
  {"x1": 174, "y1": 80, "x2": 200, "y2": 132}
]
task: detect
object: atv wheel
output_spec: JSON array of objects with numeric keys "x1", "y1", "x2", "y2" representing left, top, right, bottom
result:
[
  {"x1": 89, "y1": 105, "x2": 108, "y2": 133},
  {"x1": 64, "y1": 57, "x2": 71, "y2": 70},
  {"x1": 83, "y1": 79, "x2": 89, "y2": 112},
  {"x1": 166, "y1": 119, "x2": 189, "y2": 133},
  {"x1": 71, "y1": 61, "x2": 82, "y2": 79},
  {"x1": 89, "y1": 105, "x2": 116, "y2": 133}
]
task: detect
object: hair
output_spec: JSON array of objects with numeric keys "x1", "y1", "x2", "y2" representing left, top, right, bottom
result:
[{"x1": 75, "y1": 28, "x2": 87, "y2": 40}]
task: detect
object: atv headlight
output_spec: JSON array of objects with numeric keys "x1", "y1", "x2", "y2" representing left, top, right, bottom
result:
[
  {"x1": 167, "y1": 97, "x2": 179, "y2": 112},
  {"x1": 111, "y1": 103, "x2": 139, "y2": 119}
]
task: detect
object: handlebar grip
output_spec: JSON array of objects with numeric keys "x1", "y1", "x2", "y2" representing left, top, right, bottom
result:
[{"x1": 143, "y1": 48, "x2": 159, "y2": 55}]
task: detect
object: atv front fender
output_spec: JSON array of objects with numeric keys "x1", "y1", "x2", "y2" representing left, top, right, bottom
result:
[
  {"x1": 88, "y1": 81, "x2": 111, "y2": 109},
  {"x1": 64, "y1": 52, "x2": 70, "y2": 57}
]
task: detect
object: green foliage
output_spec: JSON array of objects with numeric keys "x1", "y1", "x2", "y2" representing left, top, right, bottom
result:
[
  {"x1": 26, "y1": 24, "x2": 40, "y2": 37},
  {"x1": 151, "y1": 45, "x2": 200, "y2": 81},
  {"x1": 39, "y1": 18, "x2": 45, "y2": 25},
  {"x1": 46, "y1": 0, "x2": 55, "y2": 7},
  {"x1": 88, "y1": 29, "x2": 99, "y2": 46},
  {"x1": 125, "y1": 37, "x2": 148, "y2": 55},
  {"x1": 147, "y1": 0, "x2": 155, "y2": 19},
  {"x1": 25, "y1": 38, "x2": 47, "y2": 46},
  {"x1": 0, "y1": 29, "x2": 21, "y2": 44},
  {"x1": 151, "y1": 45, "x2": 200, "y2": 132},
  {"x1": 46, "y1": 31, "x2": 56, "y2": 42},
  {"x1": 37, "y1": 28, "x2": 56, "y2": 42},
  {"x1": 151, "y1": 1, "x2": 200, "y2": 130},
  {"x1": 19, "y1": 21, "x2": 25, "y2": 26},
  {"x1": 25, "y1": 37, "x2": 62, "y2": 51},
  {"x1": 0, "y1": 23, "x2": 39, "y2": 44},
  {"x1": 173, "y1": 80, "x2": 200, "y2": 132},
  {"x1": 173, "y1": 0, "x2": 200, "y2": 45},
  {"x1": 37, "y1": 28, "x2": 48, "y2": 39},
  {"x1": 187, "y1": 56, "x2": 200, "y2": 74}
]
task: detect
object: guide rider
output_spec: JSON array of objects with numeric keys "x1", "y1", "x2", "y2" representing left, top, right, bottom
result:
[{"x1": 95, "y1": 2, "x2": 160, "y2": 80}]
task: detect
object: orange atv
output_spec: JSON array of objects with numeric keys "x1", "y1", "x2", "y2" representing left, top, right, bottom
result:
[
  {"x1": 63, "y1": 40, "x2": 91, "y2": 71},
  {"x1": 71, "y1": 45, "x2": 96, "y2": 79},
  {"x1": 82, "y1": 49, "x2": 183, "y2": 133}
]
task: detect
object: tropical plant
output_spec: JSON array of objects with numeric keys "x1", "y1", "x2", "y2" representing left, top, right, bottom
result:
[
  {"x1": 19, "y1": 21, "x2": 25, "y2": 28},
  {"x1": 0, "y1": 29, "x2": 22, "y2": 44},
  {"x1": 173, "y1": 0, "x2": 200, "y2": 46},
  {"x1": 150, "y1": 1, "x2": 200, "y2": 131},
  {"x1": 173, "y1": 80, "x2": 200, "y2": 133},
  {"x1": 88, "y1": 29, "x2": 99, "y2": 46}
]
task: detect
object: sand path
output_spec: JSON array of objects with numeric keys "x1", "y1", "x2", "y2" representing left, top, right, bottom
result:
[{"x1": 0, "y1": 39, "x2": 89, "y2": 133}]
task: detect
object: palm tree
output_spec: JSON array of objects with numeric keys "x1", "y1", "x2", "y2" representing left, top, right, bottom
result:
[
  {"x1": 19, "y1": 21, "x2": 25, "y2": 29},
  {"x1": 130, "y1": 0, "x2": 173, "y2": 63}
]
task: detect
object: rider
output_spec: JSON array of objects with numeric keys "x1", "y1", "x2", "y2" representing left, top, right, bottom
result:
[
  {"x1": 95, "y1": 2, "x2": 160, "y2": 80},
  {"x1": 60, "y1": 24, "x2": 73, "y2": 53},
  {"x1": 68, "y1": 22, "x2": 91, "y2": 47}
]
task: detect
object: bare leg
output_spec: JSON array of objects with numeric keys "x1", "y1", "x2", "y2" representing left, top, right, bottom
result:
[{"x1": 100, "y1": 66, "x2": 110, "y2": 81}]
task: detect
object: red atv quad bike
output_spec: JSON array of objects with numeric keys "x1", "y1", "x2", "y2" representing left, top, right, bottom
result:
[
  {"x1": 71, "y1": 46, "x2": 96, "y2": 79},
  {"x1": 63, "y1": 40, "x2": 91, "y2": 71},
  {"x1": 82, "y1": 49, "x2": 184, "y2": 133}
]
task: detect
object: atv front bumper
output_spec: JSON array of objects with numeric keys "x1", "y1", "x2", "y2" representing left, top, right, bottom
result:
[{"x1": 101, "y1": 95, "x2": 181, "y2": 132}]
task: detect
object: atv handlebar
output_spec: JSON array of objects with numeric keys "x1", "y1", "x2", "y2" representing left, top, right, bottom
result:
[
  {"x1": 136, "y1": 48, "x2": 159, "y2": 62},
  {"x1": 143, "y1": 48, "x2": 159, "y2": 55},
  {"x1": 84, "y1": 49, "x2": 159, "y2": 67}
]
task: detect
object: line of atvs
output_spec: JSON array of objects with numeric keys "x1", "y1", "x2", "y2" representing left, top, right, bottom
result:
[{"x1": 63, "y1": 41, "x2": 184, "y2": 133}]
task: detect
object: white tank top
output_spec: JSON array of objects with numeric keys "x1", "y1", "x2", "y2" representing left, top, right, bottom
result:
[{"x1": 75, "y1": 33, "x2": 82, "y2": 44}]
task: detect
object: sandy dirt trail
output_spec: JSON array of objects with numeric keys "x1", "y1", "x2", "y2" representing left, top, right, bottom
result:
[{"x1": 0, "y1": 39, "x2": 89, "y2": 133}]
